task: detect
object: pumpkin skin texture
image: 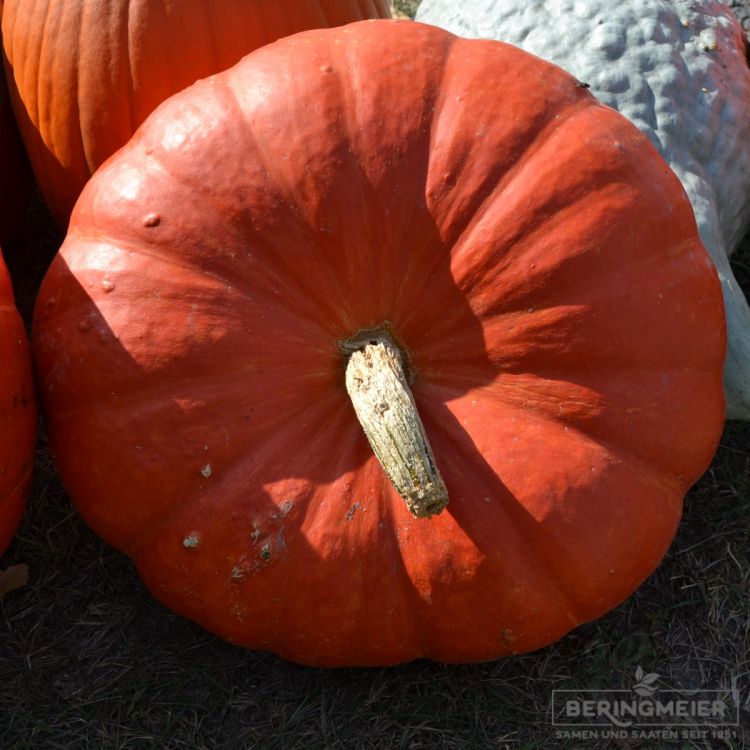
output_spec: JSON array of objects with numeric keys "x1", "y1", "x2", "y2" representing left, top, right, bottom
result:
[
  {"x1": 33, "y1": 21, "x2": 726, "y2": 666},
  {"x1": 416, "y1": 0, "x2": 750, "y2": 420},
  {"x1": 0, "y1": 0, "x2": 391, "y2": 229},
  {"x1": 0, "y1": 252, "x2": 35, "y2": 554}
]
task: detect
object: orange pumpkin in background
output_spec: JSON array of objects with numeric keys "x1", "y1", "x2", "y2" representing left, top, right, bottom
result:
[
  {"x1": 33, "y1": 21, "x2": 725, "y2": 666},
  {"x1": 1, "y1": 0, "x2": 391, "y2": 228},
  {"x1": 0, "y1": 253, "x2": 35, "y2": 555}
]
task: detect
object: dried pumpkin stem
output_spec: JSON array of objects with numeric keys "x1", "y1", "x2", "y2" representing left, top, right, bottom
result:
[{"x1": 342, "y1": 329, "x2": 448, "y2": 518}]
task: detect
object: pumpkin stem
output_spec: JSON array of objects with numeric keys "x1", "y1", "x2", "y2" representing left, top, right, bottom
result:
[{"x1": 342, "y1": 328, "x2": 448, "y2": 518}]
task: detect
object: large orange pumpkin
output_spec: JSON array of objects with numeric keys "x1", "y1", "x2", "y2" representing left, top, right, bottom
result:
[
  {"x1": 33, "y1": 21, "x2": 725, "y2": 666},
  {"x1": 0, "y1": 252, "x2": 35, "y2": 554},
  {"x1": 1, "y1": 0, "x2": 391, "y2": 229}
]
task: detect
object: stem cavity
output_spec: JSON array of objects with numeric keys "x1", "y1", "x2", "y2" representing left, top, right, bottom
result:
[{"x1": 342, "y1": 328, "x2": 448, "y2": 519}]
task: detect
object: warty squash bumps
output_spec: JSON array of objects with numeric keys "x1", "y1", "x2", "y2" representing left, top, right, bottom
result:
[
  {"x1": 34, "y1": 21, "x2": 725, "y2": 666},
  {"x1": 0, "y1": 253, "x2": 35, "y2": 555},
  {"x1": 0, "y1": 0, "x2": 391, "y2": 229},
  {"x1": 416, "y1": 0, "x2": 750, "y2": 420}
]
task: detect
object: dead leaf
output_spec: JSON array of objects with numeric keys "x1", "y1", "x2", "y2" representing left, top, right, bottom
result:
[{"x1": 0, "y1": 564, "x2": 29, "y2": 595}]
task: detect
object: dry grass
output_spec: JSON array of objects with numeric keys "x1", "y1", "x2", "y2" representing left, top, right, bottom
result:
[{"x1": 1, "y1": 3, "x2": 749, "y2": 748}]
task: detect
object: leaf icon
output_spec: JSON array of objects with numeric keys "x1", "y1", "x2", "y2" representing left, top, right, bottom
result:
[{"x1": 633, "y1": 666, "x2": 660, "y2": 697}]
